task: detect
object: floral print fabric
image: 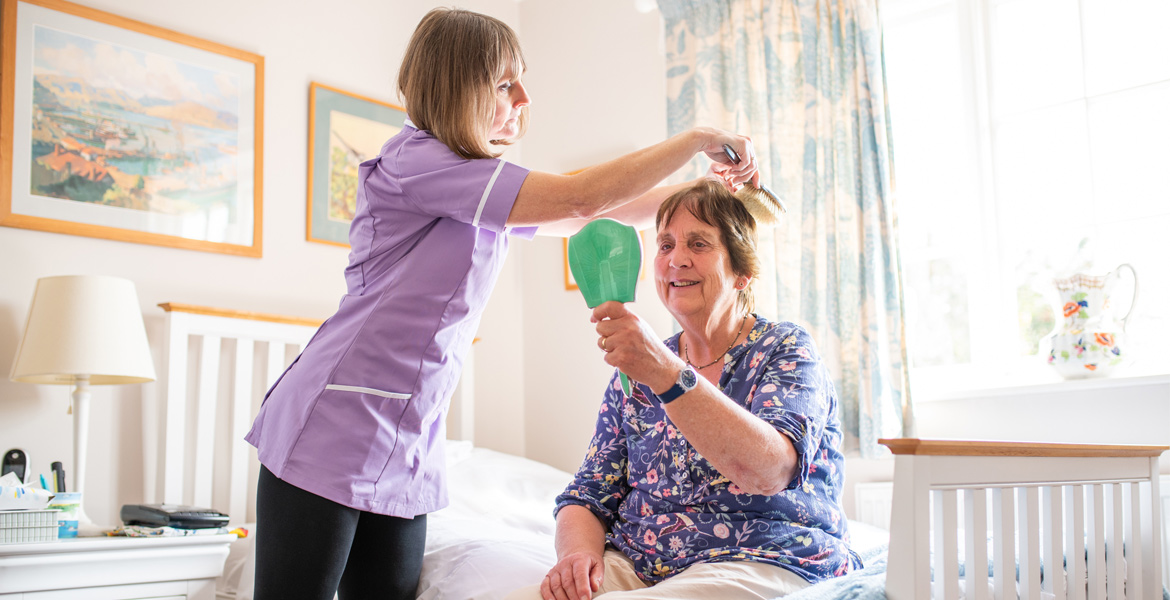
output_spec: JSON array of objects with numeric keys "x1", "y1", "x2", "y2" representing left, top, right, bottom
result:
[{"x1": 555, "y1": 316, "x2": 861, "y2": 584}]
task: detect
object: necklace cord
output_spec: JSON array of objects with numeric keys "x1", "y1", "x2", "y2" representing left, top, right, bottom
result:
[{"x1": 684, "y1": 314, "x2": 748, "y2": 370}]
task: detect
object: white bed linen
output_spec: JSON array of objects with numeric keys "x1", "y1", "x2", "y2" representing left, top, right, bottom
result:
[
  {"x1": 416, "y1": 440, "x2": 568, "y2": 599},
  {"x1": 216, "y1": 441, "x2": 889, "y2": 600}
]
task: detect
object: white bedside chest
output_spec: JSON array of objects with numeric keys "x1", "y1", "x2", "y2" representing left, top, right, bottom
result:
[{"x1": 0, "y1": 533, "x2": 235, "y2": 599}]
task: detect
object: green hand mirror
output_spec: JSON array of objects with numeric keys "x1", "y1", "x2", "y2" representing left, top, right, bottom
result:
[{"x1": 568, "y1": 218, "x2": 642, "y2": 395}]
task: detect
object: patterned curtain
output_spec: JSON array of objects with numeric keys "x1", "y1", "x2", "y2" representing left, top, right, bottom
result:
[{"x1": 659, "y1": 0, "x2": 913, "y2": 457}]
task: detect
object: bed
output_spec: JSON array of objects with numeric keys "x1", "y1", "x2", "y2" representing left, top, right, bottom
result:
[{"x1": 145, "y1": 303, "x2": 1168, "y2": 600}]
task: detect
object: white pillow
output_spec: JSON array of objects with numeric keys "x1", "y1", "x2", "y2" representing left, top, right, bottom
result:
[{"x1": 417, "y1": 516, "x2": 555, "y2": 600}]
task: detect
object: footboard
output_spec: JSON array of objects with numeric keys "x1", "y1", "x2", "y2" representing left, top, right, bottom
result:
[{"x1": 880, "y1": 439, "x2": 1167, "y2": 600}]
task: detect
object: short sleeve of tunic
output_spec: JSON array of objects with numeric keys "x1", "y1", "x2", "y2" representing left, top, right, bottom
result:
[{"x1": 363, "y1": 130, "x2": 534, "y2": 239}]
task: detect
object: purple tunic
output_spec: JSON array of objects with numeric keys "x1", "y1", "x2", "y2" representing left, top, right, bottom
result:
[{"x1": 246, "y1": 122, "x2": 532, "y2": 517}]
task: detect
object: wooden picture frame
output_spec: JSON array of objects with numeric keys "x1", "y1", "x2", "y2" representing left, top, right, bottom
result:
[
  {"x1": 564, "y1": 237, "x2": 579, "y2": 291},
  {"x1": 0, "y1": 0, "x2": 264, "y2": 257},
  {"x1": 306, "y1": 82, "x2": 406, "y2": 247}
]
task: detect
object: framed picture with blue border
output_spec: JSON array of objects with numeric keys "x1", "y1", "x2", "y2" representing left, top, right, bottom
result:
[{"x1": 306, "y1": 82, "x2": 405, "y2": 247}]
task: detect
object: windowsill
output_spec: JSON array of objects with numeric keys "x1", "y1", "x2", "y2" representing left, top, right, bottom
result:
[{"x1": 911, "y1": 358, "x2": 1170, "y2": 403}]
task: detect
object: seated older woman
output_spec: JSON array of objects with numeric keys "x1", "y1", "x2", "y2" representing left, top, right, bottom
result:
[{"x1": 507, "y1": 180, "x2": 860, "y2": 600}]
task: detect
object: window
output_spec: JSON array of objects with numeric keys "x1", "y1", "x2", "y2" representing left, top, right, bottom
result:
[{"x1": 881, "y1": 0, "x2": 1170, "y2": 397}]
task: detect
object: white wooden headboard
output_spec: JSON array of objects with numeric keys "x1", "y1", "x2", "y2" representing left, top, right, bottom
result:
[
  {"x1": 144, "y1": 303, "x2": 479, "y2": 525},
  {"x1": 144, "y1": 303, "x2": 321, "y2": 524}
]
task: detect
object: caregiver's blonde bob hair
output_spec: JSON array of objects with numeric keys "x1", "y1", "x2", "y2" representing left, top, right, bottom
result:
[{"x1": 397, "y1": 7, "x2": 529, "y2": 160}]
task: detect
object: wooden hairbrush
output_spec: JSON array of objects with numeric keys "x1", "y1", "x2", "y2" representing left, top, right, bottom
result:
[{"x1": 722, "y1": 144, "x2": 787, "y2": 226}]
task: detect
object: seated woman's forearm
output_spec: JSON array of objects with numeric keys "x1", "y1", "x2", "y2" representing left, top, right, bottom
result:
[
  {"x1": 663, "y1": 379, "x2": 799, "y2": 496},
  {"x1": 554, "y1": 505, "x2": 608, "y2": 559}
]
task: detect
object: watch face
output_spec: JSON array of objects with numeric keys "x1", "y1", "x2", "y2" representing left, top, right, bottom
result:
[{"x1": 680, "y1": 367, "x2": 698, "y2": 388}]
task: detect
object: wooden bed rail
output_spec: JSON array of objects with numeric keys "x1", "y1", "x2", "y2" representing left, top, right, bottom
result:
[
  {"x1": 880, "y1": 438, "x2": 1170, "y2": 458},
  {"x1": 158, "y1": 302, "x2": 325, "y2": 327}
]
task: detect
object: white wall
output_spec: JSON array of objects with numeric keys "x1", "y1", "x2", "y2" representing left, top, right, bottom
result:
[{"x1": 515, "y1": 2, "x2": 673, "y2": 473}]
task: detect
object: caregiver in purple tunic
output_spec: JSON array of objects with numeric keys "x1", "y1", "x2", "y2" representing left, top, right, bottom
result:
[{"x1": 245, "y1": 8, "x2": 759, "y2": 600}]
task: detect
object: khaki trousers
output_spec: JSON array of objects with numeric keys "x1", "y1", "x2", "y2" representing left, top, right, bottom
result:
[{"x1": 504, "y1": 549, "x2": 810, "y2": 600}]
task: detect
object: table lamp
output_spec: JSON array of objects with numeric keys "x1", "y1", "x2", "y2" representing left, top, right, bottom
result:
[{"x1": 9, "y1": 275, "x2": 156, "y2": 534}]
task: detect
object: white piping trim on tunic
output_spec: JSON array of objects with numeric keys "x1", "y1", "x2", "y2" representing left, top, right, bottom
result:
[
  {"x1": 324, "y1": 384, "x2": 411, "y2": 400},
  {"x1": 473, "y1": 160, "x2": 507, "y2": 227}
]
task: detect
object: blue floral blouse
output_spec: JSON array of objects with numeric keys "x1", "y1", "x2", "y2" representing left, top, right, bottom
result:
[{"x1": 555, "y1": 316, "x2": 861, "y2": 584}]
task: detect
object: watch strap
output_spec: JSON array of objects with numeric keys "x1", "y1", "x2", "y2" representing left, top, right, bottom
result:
[{"x1": 656, "y1": 366, "x2": 697, "y2": 404}]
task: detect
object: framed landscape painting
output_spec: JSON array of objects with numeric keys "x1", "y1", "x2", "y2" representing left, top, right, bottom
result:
[
  {"x1": 0, "y1": 0, "x2": 264, "y2": 256},
  {"x1": 306, "y1": 82, "x2": 406, "y2": 247}
]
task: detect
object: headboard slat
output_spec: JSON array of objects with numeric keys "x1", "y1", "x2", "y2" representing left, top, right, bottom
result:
[
  {"x1": 1041, "y1": 487, "x2": 1064, "y2": 598},
  {"x1": 1144, "y1": 472, "x2": 1165, "y2": 599},
  {"x1": 1106, "y1": 484, "x2": 1124, "y2": 599},
  {"x1": 963, "y1": 488, "x2": 990, "y2": 600},
  {"x1": 1066, "y1": 485, "x2": 1087, "y2": 600},
  {"x1": 1086, "y1": 484, "x2": 1107, "y2": 598},
  {"x1": 931, "y1": 489, "x2": 958, "y2": 600},
  {"x1": 229, "y1": 339, "x2": 255, "y2": 524},
  {"x1": 266, "y1": 342, "x2": 286, "y2": 392},
  {"x1": 162, "y1": 311, "x2": 192, "y2": 505},
  {"x1": 193, "y1": 335, "x2": 222, "y2": 509},
  {"x1": 1127, "y1": 482, "x2": 1144, "y2": 600},
  {"x1": 1017, "y1": 487, "x2": 1040, "y2": 600},
  {"x1": 991, "y1": 487, "x2": 1014, "y2": 600}
]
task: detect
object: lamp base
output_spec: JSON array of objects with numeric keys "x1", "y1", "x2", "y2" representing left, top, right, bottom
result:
[{"x1": 70, "y1": 379, "x2": 112, "y2": 537}]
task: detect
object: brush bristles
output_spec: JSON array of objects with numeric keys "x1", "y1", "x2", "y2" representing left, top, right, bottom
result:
[{"x1": 735, "y1": 184, "x2": 786, "y2": 226}]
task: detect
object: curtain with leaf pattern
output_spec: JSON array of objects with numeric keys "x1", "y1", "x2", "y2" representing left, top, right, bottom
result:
[{"x1": 658, "y1": 0, "x2": 913, "y2": 457}]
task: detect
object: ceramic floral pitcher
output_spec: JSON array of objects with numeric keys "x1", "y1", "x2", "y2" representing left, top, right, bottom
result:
[{"x1": 1047, "y1": 263, "x2": 1138, "y2": 379}]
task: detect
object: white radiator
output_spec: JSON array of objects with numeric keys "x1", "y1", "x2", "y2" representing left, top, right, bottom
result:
[{"x1": 855, "y1": 481, "x2": 895, "y2": 531}]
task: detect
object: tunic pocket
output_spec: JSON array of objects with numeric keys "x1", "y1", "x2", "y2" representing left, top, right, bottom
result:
[{"x1": 289, "y1": 386, "x2": 412, "y2": 491}]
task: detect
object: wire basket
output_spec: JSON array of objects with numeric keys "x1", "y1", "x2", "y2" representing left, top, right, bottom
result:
[{"x1": 0, "y1": 509, "x2": 60, "y2": 544}]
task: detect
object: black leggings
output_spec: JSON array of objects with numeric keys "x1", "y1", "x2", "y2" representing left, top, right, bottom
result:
[{"x1": 253, "y1": 465, "x2": 427, "y2": 600}]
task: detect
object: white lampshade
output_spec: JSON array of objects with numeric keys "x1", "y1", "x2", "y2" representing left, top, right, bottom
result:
[{"x1": 10, "y1": 275, "x2": 155, "y2": 385}]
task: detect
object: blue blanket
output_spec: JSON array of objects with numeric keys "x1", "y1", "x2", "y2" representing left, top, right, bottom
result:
[{"x1": 775, "y1": 544, "x2": 890, "y2": 600}]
